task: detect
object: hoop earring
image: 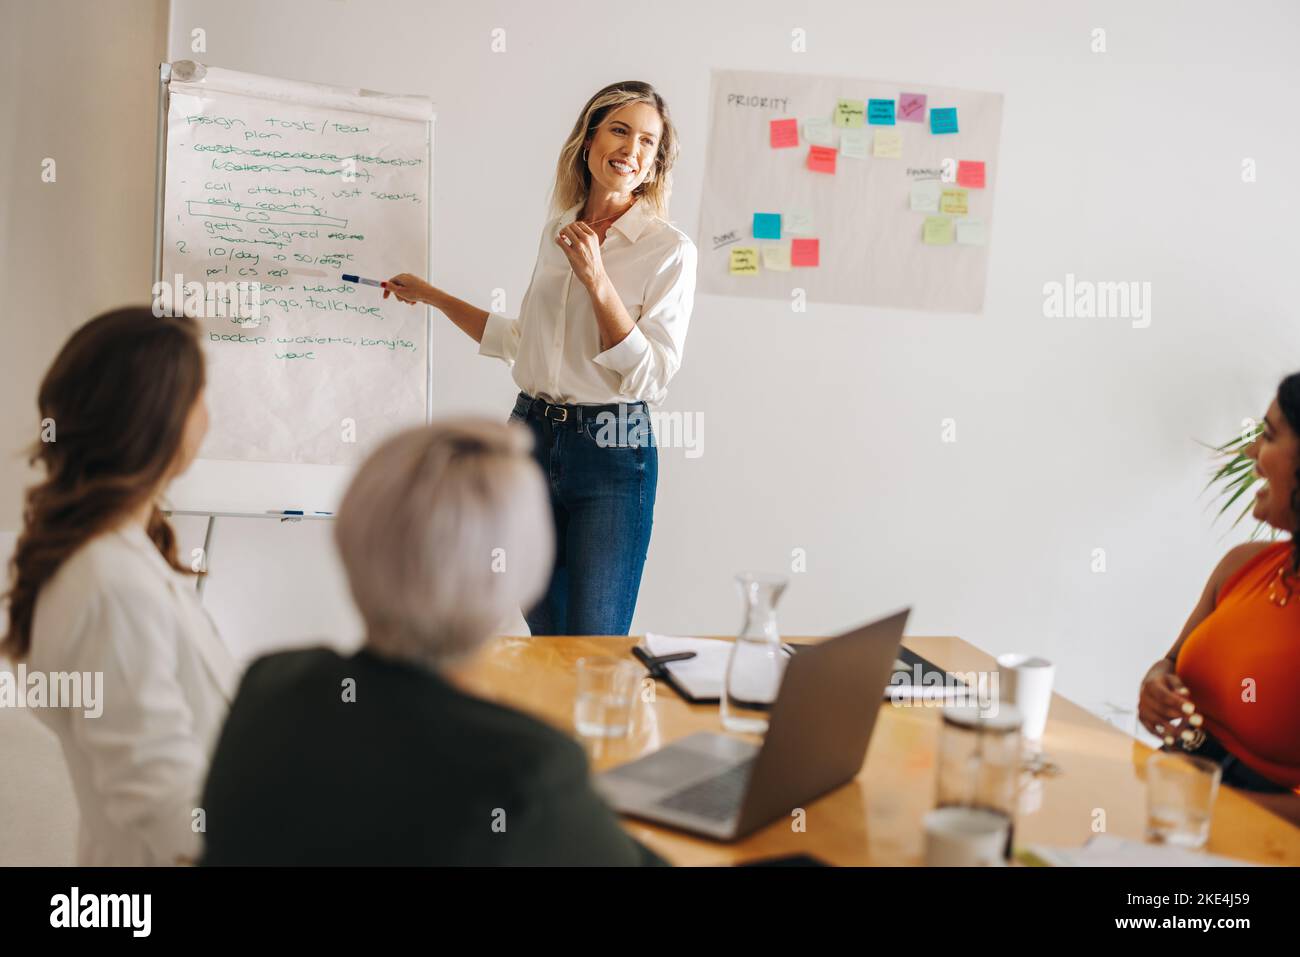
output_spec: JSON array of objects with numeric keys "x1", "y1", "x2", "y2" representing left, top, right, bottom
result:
[{"x1": 582, "y1": 147, "x2": 588, "y2": 163}]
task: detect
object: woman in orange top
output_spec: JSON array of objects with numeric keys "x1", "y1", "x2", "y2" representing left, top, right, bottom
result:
[{"x1": 1138, "y1": 372, "x2": 1300, "y2": 826}]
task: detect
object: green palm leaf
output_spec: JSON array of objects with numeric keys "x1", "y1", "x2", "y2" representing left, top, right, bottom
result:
[{"x1": 1201, "y1": 421, "x2": 1276, "y2": 540}]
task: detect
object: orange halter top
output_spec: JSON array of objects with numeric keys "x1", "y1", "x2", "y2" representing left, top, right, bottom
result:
[{"x1": 1176, "y1": 541, "x2": 1300, "y2": 791}]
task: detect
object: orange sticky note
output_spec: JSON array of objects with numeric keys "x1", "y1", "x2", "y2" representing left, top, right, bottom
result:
[
  {"x1": 957, "y1": 160, "x2": 986, "y2": 189},
  {"x1": 770, "y1": 118, "x2": 799, "y2": 149},
  {"x1": 791, "y1": 237, "x2": 820, "y2": 266},
  {"x1": 807, "y1": 145, "x2": 837, "y2": 174}
]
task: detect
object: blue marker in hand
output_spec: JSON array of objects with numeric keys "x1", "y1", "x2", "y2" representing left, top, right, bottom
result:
[{"x1": 341, "y1": 274, "x2": 384, "y2": 287}]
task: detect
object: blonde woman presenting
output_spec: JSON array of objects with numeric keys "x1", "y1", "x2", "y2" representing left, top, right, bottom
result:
[{"x1": 385, "y1": 81, "x2": 697, "y2": 637}]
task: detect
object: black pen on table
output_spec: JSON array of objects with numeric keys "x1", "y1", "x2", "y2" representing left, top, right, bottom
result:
[{"x1": 631, "y1": 646, "x2": 696, "y2": 674}]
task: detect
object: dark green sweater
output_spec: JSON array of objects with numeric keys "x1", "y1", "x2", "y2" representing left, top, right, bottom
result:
[{"x1": 200, "y1": 647, "x2": 666, "y2": 866}]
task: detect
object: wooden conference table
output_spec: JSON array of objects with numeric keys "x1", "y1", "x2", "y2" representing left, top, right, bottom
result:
[{"x1": 458, "y1": 634, "x2": 1300, "y2": 866}]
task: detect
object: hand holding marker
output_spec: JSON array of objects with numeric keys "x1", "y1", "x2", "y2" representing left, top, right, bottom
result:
[
  {"x1": 340, "y1": 272, "x2": 431, "y2": 306},
  {"x1": 377, "y1": 273, "x2": 440, "y2": 306}
]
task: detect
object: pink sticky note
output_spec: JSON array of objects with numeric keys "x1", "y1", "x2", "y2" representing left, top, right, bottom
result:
[
  {"x1": 898, "y1": 92, "x2": 927, "y2": 123},
  {"x1": 957, "y1": 160, "x2": 986, "y2": 189},
  {"x1": 806, "y1": 145, "x2": 837, "y2": 174},
  {"x1": 791, "y1": 237, "x2": 820, "y2": 267},
  {"x1": 769, "y1": 117, "x2": 799, "y2": 149}
]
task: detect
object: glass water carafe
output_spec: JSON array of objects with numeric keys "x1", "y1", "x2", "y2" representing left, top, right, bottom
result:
[{"x1": 722, "y1": 572, "x2": 789, "y2": 734}]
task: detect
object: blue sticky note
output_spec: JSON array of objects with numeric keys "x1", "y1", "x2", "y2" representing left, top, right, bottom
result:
[
  {"x1": 930, "y1": 107, "x2": 959, "y2": 134},
  {"x1": 867, "y1": 99, "x2": 895, "y2": 125},
  {"x1": 752, "y1": 212, "x2": 782, "y2": 240}
]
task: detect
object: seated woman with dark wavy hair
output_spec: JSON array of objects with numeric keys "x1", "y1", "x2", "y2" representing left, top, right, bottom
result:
[
  {"x1": 2, "y1": 307, "x2": 237, "y2": 864},
  {"x1": 1138, "y1": 372, "x2": 1300, "y2": 825}
]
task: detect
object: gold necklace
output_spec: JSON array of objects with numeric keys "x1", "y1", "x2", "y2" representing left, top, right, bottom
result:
[
  {"x1": 1268, "y1": 565, "x2": 1296, "y2": 607},
  {"x1": 580, "y1": 213, "x2": 621, "y2": 230},
  {"x1": 580, "y1": 201, "x2": 635, "y2": 231}
]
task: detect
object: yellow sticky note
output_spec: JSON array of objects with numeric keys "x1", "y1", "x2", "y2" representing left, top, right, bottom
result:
[
  {"x1": 730, "y1": 247, "x2": 760, "y2": 275},
  {"x1": 873, "y1": 129, "x2": 902, "y2": 158},
  {"x1": 834, "y1": 98, "x2": 866, "y2": 128},
  {"x1": 939, "y1": 188, "x2": 969, "y2": 215},
  {"x1": 923, "y1": 216, "x2": 954, "y2": 245},
  {"x1": 762, "y1": 243, "x2": 791, "y2": 272}
]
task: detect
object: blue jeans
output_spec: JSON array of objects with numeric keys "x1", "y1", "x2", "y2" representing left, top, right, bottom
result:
[{"x1": 509, "y1": 394, "x2": 657, "y2": 636}]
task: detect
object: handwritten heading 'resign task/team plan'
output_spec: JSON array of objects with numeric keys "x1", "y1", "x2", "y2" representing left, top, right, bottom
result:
[
  {"x1": 162, "y1": 75, "x2": 432, "y2": 467},
  {"x1": 697, "y1": 69, "x2": 1003, "y2": 313}
]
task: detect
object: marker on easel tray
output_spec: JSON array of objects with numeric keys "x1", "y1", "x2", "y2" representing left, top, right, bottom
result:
[
  {"x1": 266, "y1": 509, "x2": 304, "y2": 522},
  {"x1": 341, "y1": 274, "x2": 385, "y2": 287}
]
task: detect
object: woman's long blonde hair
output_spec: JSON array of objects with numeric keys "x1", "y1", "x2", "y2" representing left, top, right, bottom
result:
[{"x1": 551, "y1": 81, "x2": 679, "y2": 219}]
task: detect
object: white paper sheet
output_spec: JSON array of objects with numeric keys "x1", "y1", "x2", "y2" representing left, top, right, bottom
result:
[
  {"x1": 1021, "y1": 835, "x2": 1256, "y2": 867},
  {"x1": 644, "y1": 633, "x2": 795, "y2": 701},
  {"x1": 162, "y1": 74, "x2": 432, "y2": 466},
  {"x1": 643, "y1": 633, "x2": 735, "y2": 700}
]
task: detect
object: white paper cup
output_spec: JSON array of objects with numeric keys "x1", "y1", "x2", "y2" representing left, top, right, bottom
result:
[
  {"x1": 997, "y1": 653, "x2": 1055, "y2": 741},
  {"x1": 923, "y1": 807, "x2": 1009, "y2": 866}
]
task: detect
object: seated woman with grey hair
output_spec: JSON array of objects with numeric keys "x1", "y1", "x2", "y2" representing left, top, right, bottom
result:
[{"x1": 199, "y1": 419, "x2": 664, "y2": 865}]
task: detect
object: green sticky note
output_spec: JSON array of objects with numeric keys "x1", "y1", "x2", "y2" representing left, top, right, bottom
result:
[
  {"x1": 923, "y1": 216, "x2": 954, "y2": 245},
  {"x1": 834, "y1": 98, "x2": 866, "y2": 128}
]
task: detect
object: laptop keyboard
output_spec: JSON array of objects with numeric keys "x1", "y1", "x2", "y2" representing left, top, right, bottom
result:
[{"x1": 656, "y1": 759, "x2": 756, "y2": 821}]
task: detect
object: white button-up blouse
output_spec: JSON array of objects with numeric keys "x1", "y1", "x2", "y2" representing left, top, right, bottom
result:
[
  {"x1": 478, "y1": 199, "x2": 697, "y2": 406},
  {"x1": 28, "y1": 525, "x2": 239, "y2": 865}
]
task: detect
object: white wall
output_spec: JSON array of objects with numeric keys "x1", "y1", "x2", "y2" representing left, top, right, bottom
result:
[
  {"x1": 0, "y1": 0, "x2": 170, "y2": 528},
  {"x1": 0, "y1": 0, "x2": 170, "y2": 865},
  {"x1": 155, "y1": 0, "x2": 1300, "y2": 724}
]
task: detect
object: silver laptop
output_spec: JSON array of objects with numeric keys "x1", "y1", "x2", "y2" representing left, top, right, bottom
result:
[{"x1": 596, "y1": 609, "x2": 910, "y2": 841}]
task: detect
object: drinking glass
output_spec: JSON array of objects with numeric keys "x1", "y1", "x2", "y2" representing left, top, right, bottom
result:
[
  {"x1": 1146, "y1": 751, "x2": 1221, "y2": 849},
  {"x1": 574, "y1": 656, "x2": 639, "y2": 738}
]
